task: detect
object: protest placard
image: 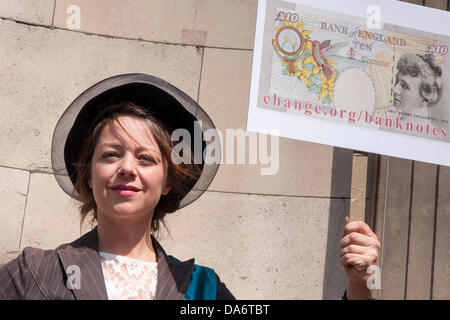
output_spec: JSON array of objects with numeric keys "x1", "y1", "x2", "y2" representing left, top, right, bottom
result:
[{"x1": 248, "y1": 0, "x2": 450, "y2": 166}]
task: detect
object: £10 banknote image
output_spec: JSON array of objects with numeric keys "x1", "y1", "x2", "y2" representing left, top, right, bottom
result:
[{"x1": 255, "y1": 0, "x2": 450, "y2": 143}]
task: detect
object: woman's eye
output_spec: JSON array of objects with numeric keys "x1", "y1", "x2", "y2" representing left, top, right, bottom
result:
[
  {"x1": 139, "y1": 155, "x2": 156, "y2": 163},
  {"x1": 102, "y1": 152, "x2": 119, "y2": 158}
]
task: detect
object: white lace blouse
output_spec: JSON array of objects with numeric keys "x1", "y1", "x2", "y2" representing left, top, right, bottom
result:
[{"x1": 99, "y1": 251, "x2": 158, "y2": 300}]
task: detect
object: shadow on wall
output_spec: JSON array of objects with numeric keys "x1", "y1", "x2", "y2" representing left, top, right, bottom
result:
[{"x1": 322, "y1": 147, "x2": 353, "y2": 299}]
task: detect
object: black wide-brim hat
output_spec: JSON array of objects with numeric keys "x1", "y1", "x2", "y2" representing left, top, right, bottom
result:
[{"x1": 52, "y1": 73, "x2": 221, "y2": 209}]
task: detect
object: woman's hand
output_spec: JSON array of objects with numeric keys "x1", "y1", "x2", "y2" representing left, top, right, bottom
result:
[{"x1": 340, "y1": 217, "x2": 381, "y2": 300}]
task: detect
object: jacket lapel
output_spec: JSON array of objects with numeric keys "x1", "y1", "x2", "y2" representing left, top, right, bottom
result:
[
  {"x1": 57, "y1": 227, "x2": 195, "y2": 300},
  {"x1": 152, "y1": 236, "x2": 195, "y2": 300},
  {"x1": 57, "y1": 227, "x2": 108, "y2": 300}
]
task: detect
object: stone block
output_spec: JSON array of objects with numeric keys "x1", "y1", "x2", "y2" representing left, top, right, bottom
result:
[
  {"x1": 0, "y1": 0, "x2": 54, "y2": 25},
  {"x1": 192, "y1": 0, "x2": 257, "y2": 49},
  {"x1": 20, "y1": 173, "x2": 90, "y2": 250},
  {"x1": 0, "y1": 167, "x2": 29, "y2": 264},
  {"x1": 53, "y1": 0, "x2": 257, "y2": 49},
  {"x1": 159, "y1": 191, "x2": 349, "y2": 299},
  {"x1": 0, "y1": 18, "x2": 202, "y2": 172},
  {"x1": 53, "y1": 0, "x2": 197, "y2": 44}
]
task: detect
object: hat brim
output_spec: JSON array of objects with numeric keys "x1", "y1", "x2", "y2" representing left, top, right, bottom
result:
[{"x1": 51, "y1": 73, "x2": 221, "y2": 209}]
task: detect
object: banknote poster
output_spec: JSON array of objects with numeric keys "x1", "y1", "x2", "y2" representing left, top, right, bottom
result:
[{"x1": 247, "y1": 0, "x2": 450, "y2": 166}]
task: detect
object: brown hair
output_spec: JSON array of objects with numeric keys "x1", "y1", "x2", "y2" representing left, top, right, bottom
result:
[{"x1": 72, "y1": 102, "x2": 201, "y2": 237}]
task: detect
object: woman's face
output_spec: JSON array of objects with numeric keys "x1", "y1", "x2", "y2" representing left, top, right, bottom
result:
[
  {"x1": 89, "y1": 115, "x2": 171, "y2": 222},
  {"x1": 393, "y1": 73, "x2": 424, "y2": 112}
]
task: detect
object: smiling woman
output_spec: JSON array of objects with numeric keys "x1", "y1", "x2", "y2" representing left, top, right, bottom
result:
[
  {"x1": 0, "y1": 74, "x2": 234, "y2": 300},
  {"x1": 73, "y1": 102, "x2": 199, "y2": 237},
  {"x1": 0, "y1": 74, "x2": 381, "y2": 300}
]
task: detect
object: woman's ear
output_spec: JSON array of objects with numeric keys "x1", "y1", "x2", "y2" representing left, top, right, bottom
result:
[
  {"x1": 161, "y1": 161, "x2": 172, "y2": 195},
  {"x1": 88, "y1": 179, "x2": 92, "y2": 189},
  {"x1": 162, "y1": 179, "x2": 172, "y2": 196}
]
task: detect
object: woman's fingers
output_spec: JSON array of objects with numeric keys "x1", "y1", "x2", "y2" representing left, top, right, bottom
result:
[
  {"x1": 341, "y1": 253, "x2": 378, "y2": 270},
  {"x1": 342, "y1": 219, "x2": 377, "y2": 238},
  {"x1": 340, "y1": 219, "x2": 381, "y2": 291},
  {"x1": 340, "y1": 244, "x2": 378, "y2": 258},
  {"x1": 340, "y1": 231, "x2": 380, "y2": 249}
]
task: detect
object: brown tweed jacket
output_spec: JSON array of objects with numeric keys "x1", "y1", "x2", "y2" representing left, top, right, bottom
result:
[{"x1": 0, "y1": 227, "x2": 234, "y2": 300}]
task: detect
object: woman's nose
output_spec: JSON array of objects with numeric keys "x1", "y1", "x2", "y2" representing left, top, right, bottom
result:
[
  {"x1": 117, "y1": 153, "x2": 137, "y2": 176},
  {"x1": 393, "y1": 81, "x2": 401, "y2": 96}
]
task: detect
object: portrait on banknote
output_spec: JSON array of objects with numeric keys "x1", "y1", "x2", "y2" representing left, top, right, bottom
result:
[
  {"x1": 248, "y1": 0, "x2": 450, "y2": 166},
  {"x1": 391, "y1": 53, "x2": 444, "y2": 133}
]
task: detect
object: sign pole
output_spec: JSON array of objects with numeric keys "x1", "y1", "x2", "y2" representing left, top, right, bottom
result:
[{"x1": 349, "y1": 151, "x2": 368, "y2": 222}]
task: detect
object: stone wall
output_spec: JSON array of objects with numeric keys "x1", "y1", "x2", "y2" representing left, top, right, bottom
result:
[{"x1": 0, "y1": 0, "x2": 354, "y2": 299}]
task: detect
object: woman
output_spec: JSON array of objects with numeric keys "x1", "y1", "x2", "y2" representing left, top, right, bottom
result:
[
  {"x1": 0, "y1": 74, "x2": 379, "y2": 300},
  {"x1": 393, "y1": 53, "x2": 443, "y2": 122}
]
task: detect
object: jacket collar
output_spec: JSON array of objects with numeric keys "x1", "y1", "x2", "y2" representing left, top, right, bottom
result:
[{"x1": 56, "y1": 226, "x2": 194, "y2": 300}]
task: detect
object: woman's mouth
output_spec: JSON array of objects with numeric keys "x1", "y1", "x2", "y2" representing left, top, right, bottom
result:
[{"x1": 110, "y1": 185, "x2": 141, "y2": 196}]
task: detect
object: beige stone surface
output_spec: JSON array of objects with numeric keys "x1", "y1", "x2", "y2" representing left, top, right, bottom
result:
[
  {"x1": 20, "y1": 173, "x2": 89, "y2": 250},
  {"x1": 159, "y1": 191, "x2": 349, "y2": 299},
  {"x1": 199, "y1": 48, "x2": 351, "y2": 197},
  {"x1": 53, "y1": 0, "x2": 256, "y2": 49},
  {"x1": 53, "y1": 0, "x2": 196, "y2": 43},
  {"x1": 191, "y1": 0, "x2": 257, "y2": 49},
  {"x1": 0, "y1": 0, "x2": 54, "y2": 25},
  {"x1": 199, "y1": 48, "x2": 253, "y2": 130},
  {"x1": 0, "y1": 1, "x2": 355, "y2": 300},
  {"x1": 0, "y1": 167, "x2": 29, "y2": 264},
  {"x1": 0, "y1": 18, "x2": 202, "y2": 172}
]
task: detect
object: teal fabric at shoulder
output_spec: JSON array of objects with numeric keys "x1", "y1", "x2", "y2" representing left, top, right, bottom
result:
[{"x1": 169, "y1": 256, "x2": 217, "y2": 300}]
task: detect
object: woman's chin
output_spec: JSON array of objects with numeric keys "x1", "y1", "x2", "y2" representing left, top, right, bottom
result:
[{"x1": 106, "y1": 204, "x2": 150, "y2": 220}]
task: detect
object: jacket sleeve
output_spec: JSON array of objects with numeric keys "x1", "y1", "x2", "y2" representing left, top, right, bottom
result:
[
  {"x1": 215, "y1": 273, "x2": 236, "y2": 300},
  {"x1": 0, "y1": 248, "x2": 49, "y2": 300}
]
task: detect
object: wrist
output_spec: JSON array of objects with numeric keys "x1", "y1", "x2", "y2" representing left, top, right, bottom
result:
[{"x1": 346, "y1": 282, "x2": 370, "y2": 300}]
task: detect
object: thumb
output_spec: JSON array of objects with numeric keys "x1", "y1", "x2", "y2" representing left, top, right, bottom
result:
[{"x1": 342, "y1": 216, "x2": 350, "y2": 238}]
